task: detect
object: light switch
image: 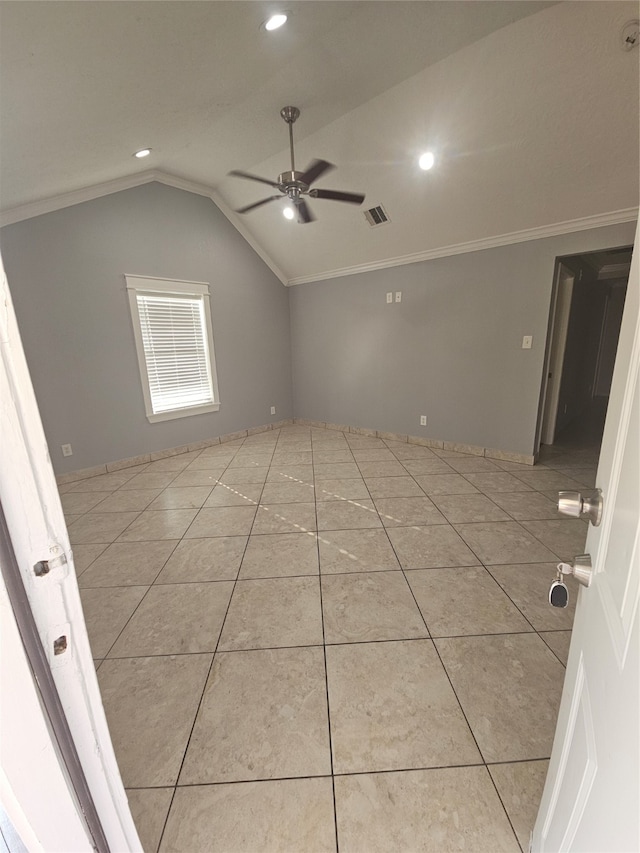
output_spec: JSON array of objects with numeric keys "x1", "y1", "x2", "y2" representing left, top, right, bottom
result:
[
  {"x1": 395, "y1": 292, "x2": 402, "y2": 302},
  {"x1": 386, "y1": 292, "x2": 393, "y2": 304},
  {"x1": 522, "y1": 335, "x2": 533, "y2": 349}
]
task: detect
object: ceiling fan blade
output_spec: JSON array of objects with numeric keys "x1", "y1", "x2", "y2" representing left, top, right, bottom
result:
[
  {"x1": 228, "y1": 169, "x2": 281, "y2": 189},
  {"x1": 309, "y1": 188, "x2": 366, "y2": 205},
  {"x1": 235, "y1": 196, "x2": 281, "y2": 214},
  {"x1": 297, "y1": 200, "x2": 315, "y2": 224},
  {"x1": 298, "y1": 159, "x2": 334, "y2": 187}
]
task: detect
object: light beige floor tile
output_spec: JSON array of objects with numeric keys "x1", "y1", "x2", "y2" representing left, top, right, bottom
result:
[
  {"x1": 252, "y1": 502, "x2": 317, "y2": 534},
  {"x1": 161, "y1": 778, "x2": 336, "y2": 853},
  {"x1": 487, "y1": 491, "x2": 561, "y2": 520},
  {"x1": 511, "y1": 469, "x2": 585, "y2": 492},
  {"x1": 68, "y1": 512, "x2": 140, "y2": 544},
  {"x1": 313, "y1": 450, "x2": 356, "y2": 464},
  {"x1": 260, "y1": 480, "x2": 316, "y2": 504},
  {"x1": 120, "y1": 472, "x2": 179, "y2": 490},
  {"x1": 126, "y1": 788, "x2": 173, "y2": 853},
  {"x1": 540, "y1": 630, "x2": 572, "y2": 665},
  {"x1": 68, "y1": 472, "x2": 137, "y2": 492},
  {"x1": 265, "y1": 464, "x2": 312, "y2": 483},
  {"x1": 316, "y1": 499, "x2": 381, "y2": 531},
  {"x1": 168, "y1": 469, "x2": 224, "y2": 487},
  {"x1": 326, "y1": 640, "x2": 480, "y2": 774},
  {"x1": 387, "y1": 525, "x2": 479, "y2": 569},
  {"x1": 356, "y1": 460, "x2": 408, "y2": 478},
  {"x1": 350, "y1": 448, "x2": 396, "y2": 462},
  {"x1": 239, "y1": 533, "x2": 319, "y2": 578},
  {"x1": 401, "y1": 458, "x2": 456, "y2": 475},
  {"x1": 334, "y1": 766, "x2": 520, "y2": 853},
  {"x1": 319, "y1": 529, "x2": 400, "y2": 574},
  {"x1": 455, "y1": 522, "x2": 558, "y2": 564},
  {"x1": 271, "y1": 451, "x2": 313, "y2": 465},
  {"x1": 147, "y1": 486, "x2": 213, "y2": 510},
  {"x1": 184, "y1": 455, "x2": 232, "y2": 471},
  {"x1": 436, "y1": 633, "x2": 565, "y2": 762},
  {"x1": 314, "y1": 462, "x2": 362, "y2": 480},
  {"x1": 386, "y1": 444, "x2": 439, "y2": 461},
  {"x1": 98, "y1": 654, "x2": 212, "y2": 787},
  {"x1": 64, "y1": 514, "x2": 83, "y2": 525},
  {"x1": 91, "y1": 489, "x2": 163, "y2": 513},
  {"x1": 489, "y1": 760, "x2": 549, "y2": 851},
  {"x1": 315, "y1": 478, "x2": 370, "y2": 502},
  {"x1": 432, "y1": 493, "x2": 511, "y2": 523},
  {"x1": 71, "y1": 543, "x2": 108, "y2": 576},
  {"x1": 179, "y1": 647, "x2": 331, "y2": 784},
  {"x1": 61, "y1": 491, "x2": 112, "y2": 515},
  {"x1": 363, "y1": 476, "x2": 425, "y2": 498},
  {"x1": 203, "y1": 483, "x2": 263, "y2": 507},
  {"x1": 185, "y1": 506, "x2": 257, "y2": 538},
  {"x1": 322, "y1": 571, "x2": 428, "y2": 643},
  {"x1": 464, "y1": 472, "x2": 534, "y2": 493},
  {"x1": 118, "y1": 509, "x2": 198, "y2": 541},
  {"x1": 218, "y1": 576, "x2": 323, "y2": 650},
  {"x1": 520, "y1": 519, "x2": 588, "y2": 560},
  {"x1": 109, "y1": 581, "x2": 233, "y2": 656},
  {"x1": 446, "y1": 457, "x2": 502, "y2": 473},
  {"x1": 413, "y1": 473, "x2": 479, "y2": 495},
  {"x1": 374, "y1": 496, "x2": 447, "y2": 528},
  {"x1": 80, "y1": 586, "x2": 148, "y2": 657},
  {"x1": 145, "y1": 453, "x2": 198, "y2": 472},
  {"x1": 219, "y1": 467, "x2": 269, "y2": 484},
  {"x1": 78, "y1": 540, "x2": 178, "y2": 587},
  {"x1": 407, "y1": 567, "x2": 532, "y2": 637},
  {"x1": 155, "y1": 536, "x2": 247, "y2": 583},
  {"x1": 227, "y1": 455, "x2": 274, "y2": 470},
  {"x1": 488, "y1": 563, "x2": 577, "y2": 631}
]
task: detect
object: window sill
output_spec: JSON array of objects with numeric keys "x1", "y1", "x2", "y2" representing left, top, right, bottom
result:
[{"x1": 146, "y1": 402, "x2": 220, "y2": 423}]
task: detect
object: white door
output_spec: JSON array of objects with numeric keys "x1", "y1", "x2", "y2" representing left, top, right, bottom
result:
[
  {"x1": 540, "y1": 263, "x2": 575, "y2": 446},
  {"x1": 0, "y1": 255, "x2": 141, "y2": 851},
  {"x1": 532, "y1": 225, "x2": 639, "y2": 851}
]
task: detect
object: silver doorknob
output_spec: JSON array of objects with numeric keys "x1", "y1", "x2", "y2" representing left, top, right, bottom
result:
[
  {"x1": 557, "y1": 554, "x2": 593, "y2": 588},
  {"x1": 558, "y1": 489, "x2": 603, "y2": 526}
]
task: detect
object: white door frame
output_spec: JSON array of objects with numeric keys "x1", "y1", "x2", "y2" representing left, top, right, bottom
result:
[{"x1": 539, "y1": 262, "x2": 575, "y2": 447}]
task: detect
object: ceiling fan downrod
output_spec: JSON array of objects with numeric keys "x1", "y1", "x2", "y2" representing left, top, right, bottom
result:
[{"x1": 280, "y1": 106, "x2": 300, "y2": 173}]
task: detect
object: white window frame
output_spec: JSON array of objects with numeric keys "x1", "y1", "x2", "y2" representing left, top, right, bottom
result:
[{"x1": 125, "y1": 275, "x2": 220, "y2": 423}]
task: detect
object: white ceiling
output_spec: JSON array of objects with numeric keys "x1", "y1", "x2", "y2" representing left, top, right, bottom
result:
[{"x1": 1, "y1": 1, "x2": 638, "y2": 284}]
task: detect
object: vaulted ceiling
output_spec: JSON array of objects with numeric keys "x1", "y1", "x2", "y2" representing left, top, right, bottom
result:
[{"x1": 1, "y1": 1, "x2": 638, "y2": 284}]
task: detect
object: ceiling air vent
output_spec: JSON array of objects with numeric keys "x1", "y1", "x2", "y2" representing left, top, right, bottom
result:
[{"x1": 364, "y1": 204, "x2": 390, "y2": 227}]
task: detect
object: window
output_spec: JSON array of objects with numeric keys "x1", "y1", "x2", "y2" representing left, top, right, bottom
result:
[{"x1": 126, "y1": 276, "x2": 220, "y2": 423}]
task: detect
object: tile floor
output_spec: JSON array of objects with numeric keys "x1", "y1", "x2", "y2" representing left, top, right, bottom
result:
[{"x1": 61, "y1": 425, "x2": 598, "y2": 852}]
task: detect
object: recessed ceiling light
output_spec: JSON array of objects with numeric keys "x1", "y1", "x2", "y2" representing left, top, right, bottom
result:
[
  {"x1": 134, "y1": 148, "x2": 152, "y2": 159},
  {"x1": 418, "y1": 151, "x2": 435, "y2": 171},
  {"x1": 265, "y1": 13, "x2": 287, "y2": 31},
  {"x1": 283, "y1": 206, "x2": 295, "y2": 220}
]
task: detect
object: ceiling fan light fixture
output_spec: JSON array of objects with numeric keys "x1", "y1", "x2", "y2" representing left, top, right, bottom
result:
[
  {"x1": 264, "y1": 13, "x2": 287, "y2": 31},
  {"x1": 418, "y1": 151, "x2": 435, "y2": 171},
  {"x1": 283, "y1": 206, "x2": 295, "y2": 220},
  {"x1": 134, "y1": 148, "x2": 152, "y2": 159}
]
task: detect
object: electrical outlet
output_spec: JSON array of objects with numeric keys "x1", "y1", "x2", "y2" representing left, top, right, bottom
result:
[
  {"x1": 420, "y1": 415, "x2": 427, "y2": 426},
  {"x1": 386, "y1": 292, "x2": 393, "y2": 304},
  {"x1": 522, "y1": 335, "x2": 533, "y2": 349},
  {"x1": 270, "y1": 406, "x2": 276, "y2": 415},
  {"x1": 395, "y1": 291, "x2": 402, "y2": 302},
  {"x1": 61, "y1": 444, "x2": 73, "y2": 457}
]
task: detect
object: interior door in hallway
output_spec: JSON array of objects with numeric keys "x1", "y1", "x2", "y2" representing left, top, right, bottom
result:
[{"x1": 532, "y1": 225, "x2": 639, "y2": 851}]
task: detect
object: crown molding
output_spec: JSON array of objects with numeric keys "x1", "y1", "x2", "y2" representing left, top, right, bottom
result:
[
  {"x1": 286, "y1": 207, "x2": 639, "y2": 286},
  {"x1": 0, "y1": 170, "x2": 288, "y2": 286}
]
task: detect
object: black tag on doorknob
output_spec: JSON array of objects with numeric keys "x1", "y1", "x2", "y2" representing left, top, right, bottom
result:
[{"x1": 549, "y1": 581, "x2": 569, "y2": 608}]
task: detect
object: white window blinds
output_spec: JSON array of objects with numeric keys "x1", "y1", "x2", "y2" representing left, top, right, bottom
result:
[
  {"x1": 136, "y1": 292, "x2": 213, "y2": 413},
  {"x1": 126, "y1": 276, "x2": 220, "y2": 423}
]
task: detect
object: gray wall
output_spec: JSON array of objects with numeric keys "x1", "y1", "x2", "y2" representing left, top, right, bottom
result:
[
  {"x1": 1, "y1": 182, "x2": 293, "y2": 473},
  {"x1": 289, "y1": 222, "x2": 636, "y2": 456}
]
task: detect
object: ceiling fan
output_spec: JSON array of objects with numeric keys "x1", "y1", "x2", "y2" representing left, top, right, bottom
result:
[{"x1": 228, "y1": 106, "x2": 365, "y2": 224}]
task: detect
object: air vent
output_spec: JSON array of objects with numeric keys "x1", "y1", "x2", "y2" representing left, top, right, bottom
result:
[{"x1": 364, "y1": 205, "x2": 390, "y2": 227}]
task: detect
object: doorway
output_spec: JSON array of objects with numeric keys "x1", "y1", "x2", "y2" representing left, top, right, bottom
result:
[{"x1": 537, "y1": 246, "x2": 633, "y2": 466}]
